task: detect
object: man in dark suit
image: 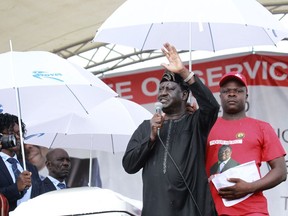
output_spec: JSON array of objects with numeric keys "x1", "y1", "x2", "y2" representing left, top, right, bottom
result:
[
  {"x1": 40, "y1": 148, "x2": 71, "y2": 194},
  {"x1": 210, "y1": 144, "x2": 240, "y2": 175},
  {"x1": 0, "y1": 113, "x2": 42, "y2": 212}
]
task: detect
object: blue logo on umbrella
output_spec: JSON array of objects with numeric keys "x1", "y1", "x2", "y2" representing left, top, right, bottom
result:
[{"x1": 33, "y1": 71, "x2": 64, "y2": 82}]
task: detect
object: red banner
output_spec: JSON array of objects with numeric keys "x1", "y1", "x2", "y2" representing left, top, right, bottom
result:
[{"x1": 102, "y1": 52, "x2": 288, "y2": 105}]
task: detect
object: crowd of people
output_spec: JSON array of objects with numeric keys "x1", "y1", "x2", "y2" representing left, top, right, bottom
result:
[
  {"x1": 123, "y1": 43, "x2": 286, "y2": 216},
  {"x1": 0, "y1": 42, "x2": 287, "y2": 216},
  {"x1": 0, "y1": 113, "x2": 102, "y2": 214}
]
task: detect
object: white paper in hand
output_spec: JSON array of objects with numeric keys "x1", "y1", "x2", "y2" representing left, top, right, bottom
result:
[{"x1": 211, "y1": 160, "x2": 260, "y2": 207}]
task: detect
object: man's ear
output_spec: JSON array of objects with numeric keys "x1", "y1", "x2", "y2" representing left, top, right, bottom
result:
[
  {"x1": 246, "y1": 94, "x2": 248, "y2": 99},
  {"x1": 182, "y1": 90, "x2": 189, "y2": 101},
  {"x1": 45, "y1": 160, "x2": 50, "y2": 167}
]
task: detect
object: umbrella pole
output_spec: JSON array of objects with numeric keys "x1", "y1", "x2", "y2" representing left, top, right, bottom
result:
[
  {"x1": 189, "y1": 22, "x2": 192, "y2": 72},
  {"x1": 9, "y1": 40, "x2": 27, "y2": 170},
  {"x1": 188, "y1": 23, "x2": 193, "y2": 105},
  {"x1": 16, "y1": 89, "x2": 26, "y2": 170},
  {"x1": 88, "y1": 136, "x2": 93, "y2": 187}
]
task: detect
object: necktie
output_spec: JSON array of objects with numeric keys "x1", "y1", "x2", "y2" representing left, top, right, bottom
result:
[
  {"x1": 219, "y1": 161, "x2": 225, "y2": 172},
  {"x1": 57, "y1": 182, "x2": 66, "y2": 189},
  {"x1": 7, "y1": 158, "x2": 21, "y2": 181}
]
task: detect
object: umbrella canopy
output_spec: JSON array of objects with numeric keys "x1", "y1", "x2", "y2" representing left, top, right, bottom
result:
[
  {"x1": 10, "y1": 187, "x2": 142, "y2": 216},
  {"x1": 0, "y1": 50, "x2": 117, "y2": 169},
  {"x1": 0, "y1": 50, "x2": 117, "y2": 125},
  {"x1": 25, "y1": 97, "x2": 152, "y2": 153},
  {"x1": 93, "y1": 0, "x2": 288, "y2": 52}
]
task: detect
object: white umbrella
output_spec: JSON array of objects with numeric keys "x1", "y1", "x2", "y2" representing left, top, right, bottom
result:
[
  {"x1": 25, "y1": 97, "x2": 152, "y2": 186},
  {"x1": 94, "y1": 0, "x2": 288, "y2": 51},
  {"x1": 25, "y1": 97, "x2": 152, "y2": 152},
  {"x1": 93, "y1": 0, "x2": 288, "y2": 70},
  {"x1": 0, "y1": 50, "x2": 117, "y2": 169},
  {"x1": 10, "y1": 186, "x2": 142, "y2": 216},
  {"x1": 0, "y1": 51, "x2": 117, "y2": 123}
]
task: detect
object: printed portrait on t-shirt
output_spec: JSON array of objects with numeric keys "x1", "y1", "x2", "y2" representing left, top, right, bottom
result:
[{"x1": 210, "y1": 144, "x2": 240, "y2": 175}]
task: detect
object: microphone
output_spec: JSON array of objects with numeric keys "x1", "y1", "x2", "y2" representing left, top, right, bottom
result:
[{"x1": 154, "y1": 102, "x2": 163, "y2": 136}]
